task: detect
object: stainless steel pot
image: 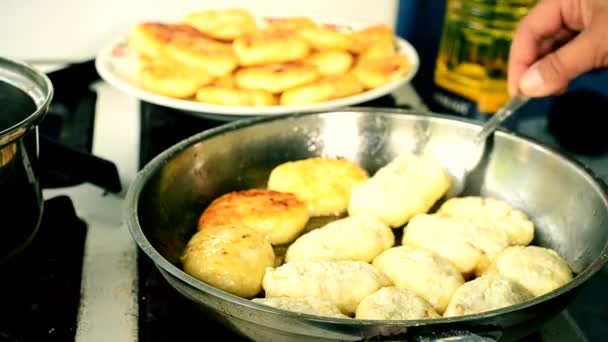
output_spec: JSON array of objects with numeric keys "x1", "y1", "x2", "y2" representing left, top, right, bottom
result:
[
  {"x1": 125, "y1": 108, "x2": 608, "y2": 341},
  {"x1": 0, "y1": 56, "x2": 53, "y2": 263}
]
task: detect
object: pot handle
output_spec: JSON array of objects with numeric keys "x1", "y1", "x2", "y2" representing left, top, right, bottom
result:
[
  {"x1": 39, "y1": 135, "x2": 122, "y2": 193},
  {"x1": 358, "y1": 327, "x2": 501, "y2": 342},
  {"x1": 426, "y1": 334, "x2": 497, "y2": 341}
]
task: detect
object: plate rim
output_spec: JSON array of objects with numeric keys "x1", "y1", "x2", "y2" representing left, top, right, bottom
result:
[{"x1": 94, "y1": 15, "x2": 420, "y2": 121}]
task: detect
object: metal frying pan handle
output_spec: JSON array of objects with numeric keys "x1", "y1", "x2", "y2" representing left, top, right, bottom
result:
[
  {"x1": 429, "y1": 334, "x2": 497, "y2": 341},
  {"x1": 364, "y1": 334, "x2": 498, "y2": 342},
  {"x1": 359, "y1": 327, "x2": 501, "y2": 342}
]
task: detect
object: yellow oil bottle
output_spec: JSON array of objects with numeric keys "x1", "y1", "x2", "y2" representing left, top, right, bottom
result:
[{"x1": 432, "y1": 0, "x2": 537, "y2": 118}]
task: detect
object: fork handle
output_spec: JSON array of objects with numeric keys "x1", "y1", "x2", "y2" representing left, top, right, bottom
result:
[{"x1": 475, "y1": 94, "x2": 529, "y2": 143}]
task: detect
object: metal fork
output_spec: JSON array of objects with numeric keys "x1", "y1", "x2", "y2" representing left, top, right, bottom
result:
[
  {"x1": 446, "y1": 94, "x2": 530, "y2": 198},
  {"x1": 475, "y1": 94, "x2": 529, "y2": 144}
]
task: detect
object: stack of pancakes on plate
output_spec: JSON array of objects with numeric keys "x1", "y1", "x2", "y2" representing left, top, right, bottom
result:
[{"x1": 126, "y1": 8, "x2": 412, "y2": 106}]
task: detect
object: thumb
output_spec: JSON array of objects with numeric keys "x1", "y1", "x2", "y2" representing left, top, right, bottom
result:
[{"x1": 518, "y1": 29, "x2": 603, "y2": 97}]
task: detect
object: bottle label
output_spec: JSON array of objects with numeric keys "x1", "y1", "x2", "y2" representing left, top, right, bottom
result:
[{"x1": 431, "y1": 86, "x2": 492, "y2": 121}]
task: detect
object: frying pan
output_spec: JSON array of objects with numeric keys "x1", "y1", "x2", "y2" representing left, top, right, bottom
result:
[{"x1": 125, "y1": 108, "x2": 608, "y2": 341}]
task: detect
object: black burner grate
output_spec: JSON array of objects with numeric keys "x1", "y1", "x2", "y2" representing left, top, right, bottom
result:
[{"x1": 0, "y1": 196, "x2": 87, "y2": 342}]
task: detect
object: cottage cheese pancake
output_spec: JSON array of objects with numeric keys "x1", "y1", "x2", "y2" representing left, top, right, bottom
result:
[
  {"x1": 181, "y1": 224, "x2": 274, "y2": 298},
  {"x1": 262, "y1": 260, "x2": 391, "y2": 315},
  {"x1": 268, "y1": 157, "x2": 369, "y2": 216},
  {"x1": 197, "y1": 189, "x2": 309, "y2": 245},
  {"x1": 356, "y1": 286, "x2": 441, "y2": 320}
]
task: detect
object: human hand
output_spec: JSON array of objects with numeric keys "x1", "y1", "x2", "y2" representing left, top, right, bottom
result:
[{"x1": 508, "y1": 0, "x2": 608, "y2": 97}]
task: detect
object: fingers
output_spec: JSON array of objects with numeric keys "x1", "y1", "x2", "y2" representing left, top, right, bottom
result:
[
  {"x1": 537, "y1": 28, "x2": 578, "y2": 56},
  {"x1": 508, "y1": 0, "x2": 608, "y2": 97},
  {"x1": 519, "y1": 18, "x2": 608, "y2": 97},
  {"x1": 507, "y1": 0, "x2": 567, "y2": 95}
]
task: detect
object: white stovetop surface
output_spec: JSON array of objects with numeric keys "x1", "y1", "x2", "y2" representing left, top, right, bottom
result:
[
  {"x1": 41, "y1": 80, "x2": 425, "y2": 342},
  {"x1": 43, "y1": 82, "x2": 141, "y2": 342}
]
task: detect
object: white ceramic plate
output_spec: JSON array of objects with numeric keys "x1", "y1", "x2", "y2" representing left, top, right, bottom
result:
[{"x1": 95, "y1": 14, "x2": 420, "y2": 121}]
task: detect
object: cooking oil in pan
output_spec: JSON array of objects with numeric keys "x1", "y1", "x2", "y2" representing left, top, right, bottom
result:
[{"x1": 432, "y1": 0, "x2": 536, "y2": 118}]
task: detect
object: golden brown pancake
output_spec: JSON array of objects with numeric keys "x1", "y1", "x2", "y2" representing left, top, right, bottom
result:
[
  {"x1": 233, "y1": 28, "x2": 310, "y2": 66},
  {"x1": 196, "y1": 86, "x2": 278, "y2": 106},
  {"x1": 183, "y1": 8, "x2": 257, "y2": 41},
  {"x1": 305, "y1": 49, "x2": 354, "y2": 76},
  {"x1": 139, "y1": 57, "x2": 214, "y2": 99},
  {"x1": 210, "y1": 73, "x2": 236, "y2": 88},
  {"x1": 349, "y1": 24, "x2": 395, "y2": 54},
  {"x1": 128, "y1": 22, "x2": 203, "y2": 58},
  {"x1": 279, "y1": 81, "x2": 334, "y2": 105},
  {"x1": 267, "y1": 156, "x2": 369, "y2": 216},
  {"x1": 197, "y1": 189, "x2": 309, "y2": 245},
  {"x1": 235, "y1": 62, "x2": 319, "y2": 94},
  {"x1": 128, "y1": 21, "x2": 238, "y2": 77},
  {"x1": 353, "y1": 54, "x2": 411, "y2": 88},
  {"x1": 165, "y1": 33, "x2": 238, "y2": 77},
  {"x1": 296, "y1": 26, "x2": 353, "y2": 51},
  {"x1": 263, "y1": 16, "x2": 318, "y2": 34},
  {"x1": 324, "y1": 72, "x2": 365, "y2": 99},
  {"x1": 280, "y1": 73, "x2": 364, "y2": 105},
  {"x1": 181, "y1": 224, "x2": 274, "y2": 298},
  {"x1": 358, "y1": 39, "x2": 397, "y2": 61}
]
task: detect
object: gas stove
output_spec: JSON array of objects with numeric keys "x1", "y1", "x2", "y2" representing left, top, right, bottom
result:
[
  {"x1": 10, "y1": 61, "x2": 607, "y2": 342},
  {"x1": 0, "y1": 195, "x2": 86, "y2": 342}
]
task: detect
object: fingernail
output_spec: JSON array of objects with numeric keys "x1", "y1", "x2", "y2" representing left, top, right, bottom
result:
[{"x1": 519, "y1": 64, "x2": 544, "y2": 93}]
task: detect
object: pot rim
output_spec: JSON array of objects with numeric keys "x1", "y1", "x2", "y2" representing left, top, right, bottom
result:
[
  {"x1": 0, "y1": 56, "x2": 54, "y2": 146},
  {"x1": 124, "y1": 107, "x2": 608, "y2": 327}
]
